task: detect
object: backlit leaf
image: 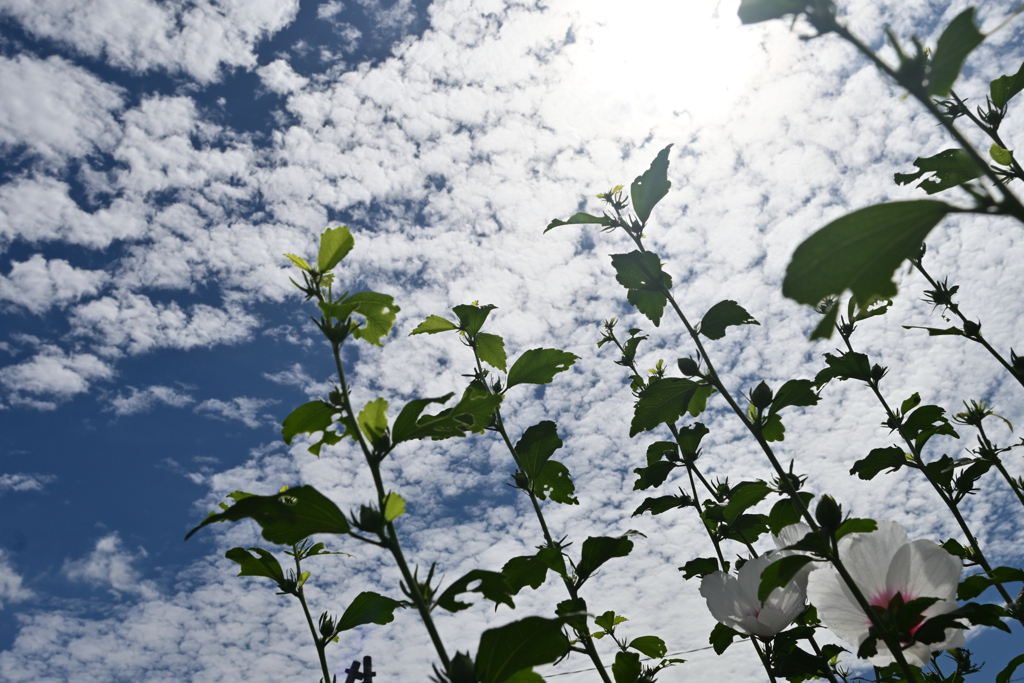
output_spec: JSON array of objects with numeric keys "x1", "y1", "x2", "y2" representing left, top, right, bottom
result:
[
  {"x1": 990, "y1": 60, "x2": 1024, "y2": 108},
  {"x1": 476, "y1": 332, "x2": 507, "y2": 372},
  {"x1": 357, "y1": 398, "x2": 388, "y2": 443},
  {"x1": 534, "y1": 460, "x2": 578, "y2": 505},
  {"x1": 475, "y1": 617, "x2": 570, "y2": 683},
  {"x1": 453, "y1": 303, "x2": 497, "y2": 336},
  {"x1": 507, "y1": 349, "x2": 579, "y2": 389},
  {"x1": 410, "y1": 315, "x2": 459, "y2": 335},
  {"x1": 894, "y1": 149, "x2": 983, "y2": 194},
  {"x1": 758, "y1": 555, "x2": 815, "y2": 602},
  {"x1": 225, "y1": 547, "x2": 286, "y2": 586},
  {"x1": 783, "y1": 201, "x2": 953, "y2": 308},
  {"x1": 576, "y1": 536, "x2": 633, "y2": 584},
  {"x1": 631, "y1": 145, "x2": 673, "y2": 224},
  {"x1": 317, "y1": 226, "x2": 355, "y2": 272},
  {"x1": 544, "y1": 212, "x2": 613, "y2": 233},
  {"x1": 436, "y1": 570, "x2": 516, "y2": 613},
  {"x1": 610, "y1": 251, "x2": 673, "y2": 327},
  {"x1": 515, "y1": 421, "x2": 562, "y2": 480},
  {"x1": 928, "y1": 8, "x2": 985, "y2": 97},
  {"x1": 699, "y1": 300, "x2": 759, "y2": 340},
  {"x1": 337, "y1": 591, "x2": 409, "y2": 631},
  {"x1": 630, "y1": 377, "x2": 700, "y2": 437}
]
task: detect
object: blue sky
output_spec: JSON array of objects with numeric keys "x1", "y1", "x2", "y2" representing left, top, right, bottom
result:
[{"x1": 0, "y1": 0, "x2": 1023, "y2": 680}]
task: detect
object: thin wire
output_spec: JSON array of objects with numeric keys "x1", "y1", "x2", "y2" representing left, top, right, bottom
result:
[{"x1": 544, "y1": 646, "x2": 716, "y2": 678}]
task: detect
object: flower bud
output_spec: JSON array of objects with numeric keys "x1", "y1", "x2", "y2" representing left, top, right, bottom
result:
[
  {"x1": 870, "y1": 364, "x2": 887, "y2": 382},
  {"x1": 751, "y1": 381, "x2": 773, "y2": 410},
  {"x1": 815, "y1": 495, "x2": 842, "y2": 532},
  {"x1": 677, "y1": 357, "x2": 700, "y2": 376}
]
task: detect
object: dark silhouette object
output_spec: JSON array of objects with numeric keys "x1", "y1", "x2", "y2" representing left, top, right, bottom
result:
[{"x1": 344, "y1": 656, "x2": 375, "y2": 683}]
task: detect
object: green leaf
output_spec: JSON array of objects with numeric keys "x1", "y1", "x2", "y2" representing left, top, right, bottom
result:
[
  {"x1": 991, "y1": 143, "x2": 1014, "y2": 166},
  {"x1": 709, "y1": 622, "x2": 743, "y2": 654},
  {"x1": 769, "y1": 379, "x2": 819, "y2": 416},
  {"x1": 410, "y1": 315, "x2": 459, "y2": 335},
  {"x1": 453, "y1": 303, "x2": 497, "y2": 336},
  {"x1": 991, "y1": 60, "x2": 1024, "y2": 108},
  {"x1": 610, "y1": 251, "x2": 673, "y2": 327},
  {"x1": 997, "y1": 654, "x2": 1024, "y2": 683},
  {"x1": 475, "y1": 617, "x2": 570, "y2": 683},
  {"x1": 595, "y1": 611, "x2": 628, "y2": 631},
  {"x1": 760, "y1": 412, "x2": 785, "y2": 442},
  {"x1": 392, "y1": 393, "x2": 455, "y2": 443},
  {"x1": 503, "y1": 670, "x2": 545, "y2": 683},
  {"x1": 699, "y1": 300, "x2": 759, "y2": 340},
  {"x1": 282, "y1": 401, "x2": 337, "y2": 445},
  {"x1": 633, "y1": 461, "x2": 676, "y2": 490},
  {"x1": 680, "y1": 557, "x2": 719, "y2": 580},
  {"x1": 556, "y1": 597, "x2": 589, "y2": 632},
  {"x1": 534, "y1": 460, "x2": 578, "y2": 505},
  {"x1": 815, "y1": 351, "x2": 872, "y2": 386},
  {"x1": 436, "y1": 569, "x2": 516, "y2": 613},
  {"x1": 738, "y1": 0, "x2": 807, "y2": 24},
  {"x1": 928, "y1": 8, "x2": 985, "y2": 97},
  {"x1": 284, "y1": 253, "x2": 311, "y2": 271},
  {"x1": 901, "y1": 393, "x2": 921, "y2": 414},
  {"x1": 507, "y1": 348, "x2": 579, "y2": 389},
  {"x1": 225, "y1": 547, "x2": 286, "y2": 586},
  {"x1": 631, "y1": 145, "x2": 673, "y2": 224},
  {"x1": 758, "y1": 555, "x2": 816, "y2": 602},
  {"x1": 850, "y1": 447, "x2": 907, "y2": 480},
  {"x1": 782, "y1": 200, "x2": 953, "y2": 308},
  {"x1": 723, "y1": 481, "x2": 772, "y2": 524},
  {"x1": 903, "y1": 404, "x2": 959, "y2": 450},
  {"x1": 347, "y1": 292, "x2": 400, "y2": 346},
  {"x1": 544, "y1": 212, "x2": 613, "y2": 234},
  {"x1": 515, "y1": 421, "x2": 562, "y2": 480},
  {"x1": 612, "y1": 651, "x2": 642, "y2": 683},
  {"x1": 336, "y1": 591, "x2": 409, "y2": 631},
  {"x1": 957, "y1": 566, "x2": 1024, "y2": 600},
  {"x1": 809, "y1": 299, "x2": 840, "y2": 340},
  {"x1": 767, "y1": 493, "x2": 815, "y2": 535},
  {"x1": 576, "y1": 536, "x2": 633, "y2": 584},
  {"x1": 476, "y1": 333, "x2": 507, "y2": 372},
  {"x1": 676, "y1": 422, "x2": 710, "y2": 455},
  {"x1": 392, "y1": 385, "x2": 502, "y2": 442},
  {"x1": 724, "y1": 513, "x2": 769, "y2": 545},
  {"x1": 358, "y1": 398, "x2": 388, "y2": 443},
  {"x1": 317, "y1": 226, "x2": 355, "y2": 272},
  {"x1": 629, "y1": 377, "x2": 700, "y2": 437},
  {"x1": 894, "y1": 149, "x2": 984, "y2": 194},
  {"x1": 502, "y1": 548, "x2": 567, "y2": 593},
  {"x1": 628, "y1": 636, "x2": 667, "y2": 659},
  {"x1": 687, "y1": 383, "x2": 717, "y2": 417},
  {"x1": 186, "y1": 485, "x2": 350, "y2": 545},
  {"x1": 633, "y1": 495, "x2": 691, "y2": 516},
  {"x1": 902, "y1": 324, "x2": 965, "y2": 337},
  {"x1": 836, "y1": 518, "x2": 877, "y2": 540},
  {"x1": 383, "y1": 492, "x2": 405, "y2": 522}
]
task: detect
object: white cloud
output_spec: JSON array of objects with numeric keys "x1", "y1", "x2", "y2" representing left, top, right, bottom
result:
[
  {"x1": 0, "y1": 54, "x2": 123, "y2": 164},
  {"x1": 63, "y1": 533, "x2": 158, "y2": 599},
  {"x1": 317, "y1": 1, "x2": 345, "y2": 20},
  {"x1": 0, "y1": 0, "x2": 300, "y2": 83},
  {"x1": 0, "y1": 550, "x2": 32, "y2": 609},
  {"x1": 0, "y1": 473, "x2": 55, "y2": 494},
  {"x1": 263, "y1": 363, "x2": 331, "y2": 398},
  {"x1": 0, "y1": 345, "x2": 113, "y2": 405},
  {"x1": 0, "y1": 254, "x2": 108, "y2": 314},
  {"x1": 195, "y1": 397, "x2": 278, "y2": 429},
  {"x1": 108, "y1": 385, "x2": 194, "y2": 416},
  {"x1": 257, "y1": 59, "x2": 310, "y2": 96}
]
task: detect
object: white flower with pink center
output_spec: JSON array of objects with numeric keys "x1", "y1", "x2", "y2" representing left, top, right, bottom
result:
[{"x1": 806, "y1": 520, "x2": 964, "y2": 666}]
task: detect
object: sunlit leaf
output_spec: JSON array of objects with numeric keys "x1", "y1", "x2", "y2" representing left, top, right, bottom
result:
[
  {"x1": 453, "y1": 303, "x2": 497, "y2": 336},
  {"x1": 284, "y1": 254, "x2": 311, "y2": 272},
  {"x1": 383, "y1": 492, "x2": 405, "y2": 522},
  {"x1": 476, "y1": 332, "x2": 507, "y2": 372},
  {"x1": 317, "y1": 226, "x2": 355, "y2": 272},
  {"x1": 358, "y1": 398, "x2": 388, "y2": 443},
  {"x1": 991, "y1": 143, "x2": 1014, "y2": 166},
  {"x1": 410, "y1": 315, "x2": 459, "y2": 335}
]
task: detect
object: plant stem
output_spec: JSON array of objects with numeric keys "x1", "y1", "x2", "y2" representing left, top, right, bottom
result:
[
  {"x1": 974, "y1": 422, "x2": 1024, "y2": 508},
  {"x1": 835, "y1": 327, "x2": 1019, "y2": 613},
  {"x1": 329, "y1": 341, "x2": 452, "y2": 671},
  {"x1": 752, "y1": 639, "x2": 778, "y2": 683},
  {"x1": 951, "y1": 90, "x2": 1024, "y2": 183},
  {"x1": 293, "y1": 548, "x2": 333, "y2": 683},
  {"x1": 910, "y1": 256, "x2": 1024, "y2": 390},
  {"x1": 469, "y1": 346, "x2": 614, "y2": 683}
]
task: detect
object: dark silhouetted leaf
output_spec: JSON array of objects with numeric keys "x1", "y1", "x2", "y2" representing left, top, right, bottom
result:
[
  {"x1": 436, "y1": 570, "x2": 516, "y2": 613},
  {"x1": 612, "y1": 651, "x2": 641, "y2": 683},
  {"x1": 991, "y1": 60, "x2": 1024, "y2": 108},
  {"x1": 630, "y1": 377, "x2": 700, "y2": 437},
  {"x1": 902, "y1": 325, "x2": 965, "y2": 337},
  {"x1": 699, "y1": 300, "x2": 760, "y2": 340},
  {"x1": 836, "y1": 518, "x2": 877, "y2": 540},
  {"x1": 610, "y1": 251, "x2": 673, "y2": 327},
  {"x1": 709, "y1": 622, "x2": 742, "y2": 654},
  {"x1": 628, "y1": 636, "x2": 666, "y2": 659},
  {"x1": 633, "y1": 461, "x2": 676, "y2": 491},
  {"x1": 723, "y1": 481, "x2": 772, "y2": 523},
  {"x1": 556, "y1": 597, "x2": 588, "y2": 632},
  {"x1": 680, "y1": 557, "x2": 719, "y2": 580},
  {"x1": 476, "y1": 333, "x2": 507, "y2": 372},
  {"x1": 928, "y1": 8, "x2": 985, "y2": 97},
  {"x1": 767, "y1": 493, "x2": 814, "y2": 535},
  {"x1": 544, "y1": 212, "x2": 613, "y2": 234},
  {"x1": 186, "y1": 485, "x2": 350, "y2": 545},
  {"x1": 393, "y1": 385, "x2": 502, "y2": 442},
  {"x1": 534, "y1": 460, "x2": 578, "y2": 505},
  {"x1": 783, "y1": 201, "x2": 953, "y2": 309},
  {"x1": 997, "y1": 653, "x2": 1024, "y2": 683},
  {"x1": 850, "y1": 446, "x2": 907, "y2": 480},
  {"x1": 502, "y1": 548, "x2": 567, "y2": 593},
  {"x1": 507, "y1": 348, "x2": 579, "y2": 389},
  {"x1": 337, "y1": 591, "x2": 409, "y2": 631},
  {"x1": 815, "y1": 351, "x2": 872, "y2": 386},
  {"x1": 894, "y1": 149, "x2": 983, "y2": 194},
  {"x1": 225, "y1": 547, "x2": 286, "y2": 586},
  {"x1": 576, "y1": 536, "x2": 633, "y2": 584},
  {"x1": 475, "y1": 617, "x2": 570, "y2": 683},
  {"x1": 515, "y1": 421, "x2": 562, "y2": 480},
  {"x1": 769, "y1": 379, "x2": 818, "y2": 416},
  {"x1": 631, "y1": 145, "x2": 673, "y2": 224},
  {"x1": 633, "y1": 495, "x2": 691, "y2": 516},
  {"x1": 958, "y1": 566, "x2": 1024, "y2": 600},
  {"x1": 282, "y1": 401, "x2": 338, "y2": 445},
  {"x1": 758, "y1": 556, "x2": 815, "y2": 602},
  {"x1": 687, "y1": 383, "x2": 717, "y2": 416},
  {"x1": 391, "y1": 393, "x2": 455, "y2": 443}
]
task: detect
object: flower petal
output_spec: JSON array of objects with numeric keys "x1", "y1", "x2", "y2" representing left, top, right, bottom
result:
[
  {"x1": 700, "y1": 571, "x2": 749, "y2": 627},
  {"x1": 838, "y1": 520, "x2": 908, "y2": 604},
  {"x1": 807, "y1": 564, "x2": 869, "y2": 648}
]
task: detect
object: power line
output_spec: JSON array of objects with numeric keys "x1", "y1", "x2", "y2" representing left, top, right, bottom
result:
[{"x1": 544, "y1": 646, "x2": 715, "y2": 678}]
